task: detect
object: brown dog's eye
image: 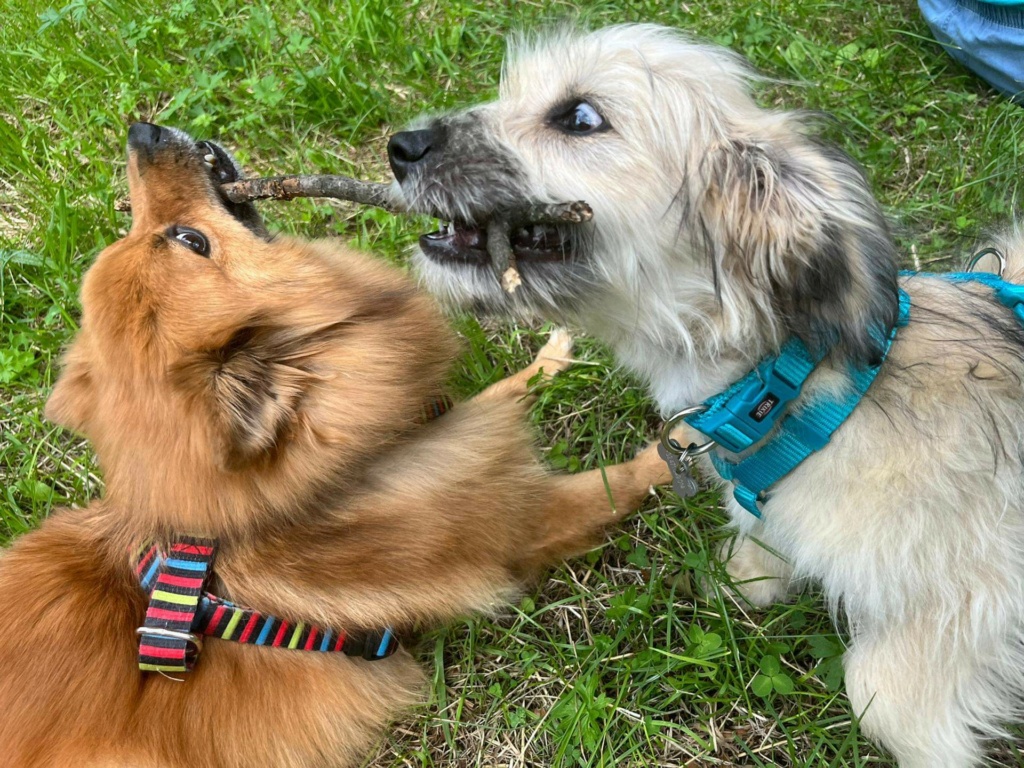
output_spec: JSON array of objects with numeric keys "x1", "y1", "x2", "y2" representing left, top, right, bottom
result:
[
  {"x1": 551, "y1": 100, "x2": 608, "y2": 135},
  {"x1": 167, "y1": 226, "x2": 210, "y2": 258}
]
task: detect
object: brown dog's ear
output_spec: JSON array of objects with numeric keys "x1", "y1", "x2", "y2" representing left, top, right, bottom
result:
[
  {"x1": 699, "y1": 132, "x2": 898, "y2": 364},
  {"x1": 45, "y1": 344, "x2": 95, "y2": 434},
  {"x1": 174, "y1": 325, "x2": 321, "y2": 471}
]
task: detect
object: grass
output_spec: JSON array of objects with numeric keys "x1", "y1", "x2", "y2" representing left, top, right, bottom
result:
[{"x1": 1, "y1": 0, "x2": 1022, "y2": 765}]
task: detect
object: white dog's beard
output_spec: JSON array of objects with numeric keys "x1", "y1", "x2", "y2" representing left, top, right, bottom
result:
[{"x1": 410, "y1": 246, "x2": 600, "y2": 323}]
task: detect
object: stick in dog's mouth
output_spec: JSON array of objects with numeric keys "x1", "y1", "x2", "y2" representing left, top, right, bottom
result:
[{"x1": 115, "y1": 172, "x2": 592, "y2": 294}]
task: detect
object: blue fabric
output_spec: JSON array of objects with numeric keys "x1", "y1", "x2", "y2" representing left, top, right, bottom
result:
[
  {"x1": 256, "y1": 617, "x2": 275, "y2": 645},
  {"x1": 376, "y1": 630, "x2": 393, "y2": 657},
  {"x1": 699, "y1": 290, "x2": 912, "y2": 516},
  {"x1": 163, "y1": 557, "x2": 208, "y2": 571},
  {"x1": 686, "y1": 336, "x2": 823, "y2": 454},
  {"x1": 141, "y1": 559, "x2": 160, "y2": 590},
  {"x1": 698, "y1": 270, "x2": 1024, "y2": 517},
  {"x1": 907, "y1": 270, "x2": 1024, "y2": 322},
  {"x1": 919, "y1": 0, "x2": 1024, "y2": 102}
]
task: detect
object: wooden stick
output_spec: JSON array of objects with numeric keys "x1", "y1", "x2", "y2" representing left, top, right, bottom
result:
[
  {"x1": 487, "y1": 201, "x2": 593, "y2": 293},
  {"x1": 485, "y1": 218, "x2": 521, "y2": 293},
  {"x1": 500, "y1": 201, "x2": 594, "y2": 228},
  {"x1": 114, "y1": 175, "x2": 394, "y2": 213},
  {"x1": 220, "y1": 175, "x2": 396, "y2": 211}
]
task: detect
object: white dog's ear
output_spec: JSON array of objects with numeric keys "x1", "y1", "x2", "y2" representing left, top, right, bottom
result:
[{"x1": 699, "y1": 133, "x2": 898, "y2": 363}]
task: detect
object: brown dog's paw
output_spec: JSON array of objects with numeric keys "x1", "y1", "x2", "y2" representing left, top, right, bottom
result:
[
  {"x1": 471, "y1": 328, "x2": 575, "y2": 405},
  {"x1": 636, "y1": 424, "x2": 700, "y2": 492},
  {"x1": 632, "y1": 438, "x2": 674, "y2": 491},
  {"x1": 531, "y1": 327, "x2": 574, "y2": 379}
]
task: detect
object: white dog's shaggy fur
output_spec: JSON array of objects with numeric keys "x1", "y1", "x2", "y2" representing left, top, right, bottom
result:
[{"x1": 388, "y1": 24, "x2": 1024, "y2": 767}]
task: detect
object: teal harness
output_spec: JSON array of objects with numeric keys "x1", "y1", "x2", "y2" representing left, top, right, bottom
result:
[{"x1": 660, "y1": 264, "x2": 1024, "y2": 517}]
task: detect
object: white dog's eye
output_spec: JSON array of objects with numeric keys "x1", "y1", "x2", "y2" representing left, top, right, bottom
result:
[
  {"x1": 552, "y1": 101, "x2": 608, "y2": 135},
  {"x1": 167, "y1": 225, "x2": 210, "y2": 258}
]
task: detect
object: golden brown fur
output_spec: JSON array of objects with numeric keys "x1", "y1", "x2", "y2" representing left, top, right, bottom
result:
[{"x1": 0, "y1": 124, "x2": 670, "y2": 767}]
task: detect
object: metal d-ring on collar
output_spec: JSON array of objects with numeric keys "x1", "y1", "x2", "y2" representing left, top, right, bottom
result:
[
  {"x1": 659, "y1": 404, "x2": 716, "y2": 462},
  {"x1": 967, "y1": 247, "x2": 1006, "y2": 276},
  {"x1": 657, "y1": 288, "x2": 912, "y2": 517}
]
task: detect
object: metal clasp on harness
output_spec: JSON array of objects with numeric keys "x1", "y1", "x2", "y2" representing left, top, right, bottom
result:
[
  {"x1": 136, "y1": 626, "x2": 204, "y2": 655},
  {"x1": 658, "y1": 406, "x2": 716, "y2": 499},
  {"x1": 967, "y1": 247, "x2": 1006, "y2": 276}
]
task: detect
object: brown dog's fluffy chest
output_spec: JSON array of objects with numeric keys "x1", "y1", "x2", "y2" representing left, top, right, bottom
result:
[
  {"x1": 0, "y1": 509, "x2": 426, "y2": 768},
  {"x1": 0, "y1": 397, "x2": 564, "y2": 767}
]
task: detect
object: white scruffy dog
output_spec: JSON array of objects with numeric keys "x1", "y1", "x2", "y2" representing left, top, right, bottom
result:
[{"x1": 387, "y1": 24, "x2": 1024, "y2": 767}]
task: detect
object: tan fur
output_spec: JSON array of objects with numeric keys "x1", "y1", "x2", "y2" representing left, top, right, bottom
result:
[{"x1": 0, "y1": 126, "x2": 670, "y2": 767}]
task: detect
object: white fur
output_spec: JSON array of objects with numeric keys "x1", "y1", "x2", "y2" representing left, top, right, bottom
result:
[{"x1": 399, "y1": 25, "x2": 1024, "y2": 766}]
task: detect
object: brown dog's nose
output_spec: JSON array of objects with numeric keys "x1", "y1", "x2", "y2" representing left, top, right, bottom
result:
[
  {"x1": 387, "y1": 128, "x2": 440, "y2": 182},
  {"x1": 127, "y1": 122, "x2": 163, "y2": 151}
]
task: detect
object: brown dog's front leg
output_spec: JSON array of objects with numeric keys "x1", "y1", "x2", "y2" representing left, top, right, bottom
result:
[
  {"x1": 471, "y1": 328, "x2": 574, "y2": 406},
  {"x1": 520, "y1": 440, "x2": 671, "y2": 571}
]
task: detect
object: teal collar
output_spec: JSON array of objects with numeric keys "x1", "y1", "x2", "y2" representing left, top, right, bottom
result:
[
  {"x1": 661, "y1": 289, "x2": 911, "y2": 517},
  {"x1": 663, "y1": 265, "x2": 1024, "y2": 517}
]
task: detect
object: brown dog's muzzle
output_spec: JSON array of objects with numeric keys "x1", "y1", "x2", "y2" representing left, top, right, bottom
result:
[
  {"x1": 124, "y1": 122, "x2": 265, "y2": 235},
  {"x1": 128, "y1": 121, "x2": 239, "y2": 181}
]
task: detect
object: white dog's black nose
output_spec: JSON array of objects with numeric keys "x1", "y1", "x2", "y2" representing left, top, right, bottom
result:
[{"x1": 387, "y1": 128, "x2": 438, "y2": 182}]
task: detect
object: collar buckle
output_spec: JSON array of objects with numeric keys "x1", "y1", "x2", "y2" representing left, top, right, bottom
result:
[
  {"x1": 690, "y1": 342, "x2": 818, "y2": 454},
  {"x1": 135, "y1": 626, "x2": 204, "y2": 654},
  {"x1": 684, "y1": 288, "x2": 912, "y2": 517}
]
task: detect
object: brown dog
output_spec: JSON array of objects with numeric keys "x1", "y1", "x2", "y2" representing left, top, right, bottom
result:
[{"x1": 0, "y1": 123, "x2": 670, "y2": 767}]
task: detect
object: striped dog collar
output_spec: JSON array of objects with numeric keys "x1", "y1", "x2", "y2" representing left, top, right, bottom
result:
[
  {"x1": 134, "y1": 538, "x2": 398, "y2": 674},
  {"x1": 421, "y1": 393, "x2": 454, "y2": 421},
  {"x1": 134, "y1": 394, "x2": 453, "y2": 674}
]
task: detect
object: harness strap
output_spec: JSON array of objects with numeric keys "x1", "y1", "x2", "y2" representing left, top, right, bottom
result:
[
  {"x1": 673, "y1": 266, "x2": 1024, "y2": 518},
  {"x1": 135, "y1": 540, "x2": 398, "y2": 672},
  {"x1": 694, "y1": 289, "x2": 912, "y2": 516},
  {"x1": 685, "y1": 336, "x2": 824, "y2": 454},
  {"x1": 914, "y1": 270, "x2": 1024, "y2": 326},
  {"x1": 132, "y1": 394, "x2": 455, "y2": 673},
  {"x1": 136, "y1": 537, "x2": 217, "y2": 673},
  {"x1": 420, "y1": 393, "x2": 454, "y2": 422},
  {"x1": 197, "y1": 595, "x2": 397, "y2": 660}
]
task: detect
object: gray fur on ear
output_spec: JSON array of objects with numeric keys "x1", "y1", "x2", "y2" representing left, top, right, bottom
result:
[{"x1": 699, "y1": 131, "x2": 899, "y2": 363}]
